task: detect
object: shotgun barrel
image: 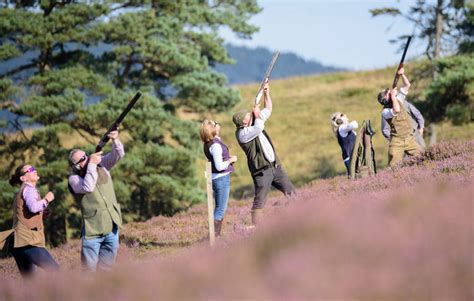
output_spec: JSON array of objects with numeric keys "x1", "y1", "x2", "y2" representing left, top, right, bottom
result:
[
  {"x1": 392, "y1": 36, "x2": 412, "y2": 88},
  {"x1": 255, "y1": 51, "x2": 280, "y2": 105},
  {"x1": 95, "y1": 91, "x2": 142, "y2": 152}
]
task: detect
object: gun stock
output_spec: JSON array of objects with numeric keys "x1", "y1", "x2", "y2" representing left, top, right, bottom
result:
[
  {"x1": 392, "y1": 36, "x2": 412, "y2": 88},
  {"x1": 95, "y1": 92, "x2": 142, "y2": 152},
  {"x1": 255, "y1": 51, "x2": 280, "y2": 105}
]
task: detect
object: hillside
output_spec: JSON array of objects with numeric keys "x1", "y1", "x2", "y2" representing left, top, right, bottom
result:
[
  {"x1": 215, "y1": 44, "x2": 343, "y2": 84},
  {"x1": 199, "y1": 67, "x2": 474, "y2": 199},
  {"x1": 0, "y1": 140, "x2": 472, "y2": 299}
]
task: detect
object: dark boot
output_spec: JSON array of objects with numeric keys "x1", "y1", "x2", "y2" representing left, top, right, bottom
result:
[{"x1": 214, "y1": 220, "x2": 223, "y2": 237}]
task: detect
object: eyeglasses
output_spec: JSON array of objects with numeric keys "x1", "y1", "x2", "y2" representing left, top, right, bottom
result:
[
  {"x1": 22, "y1": 166, "x2": 36, "y2": 175},
  {"x1": 75, "y1": 153, "x2": 89, "y2": 165}
]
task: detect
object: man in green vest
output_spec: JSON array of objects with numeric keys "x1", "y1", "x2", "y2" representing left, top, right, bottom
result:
[
  {"x1": 233, "y1": 80, "x2": 295, "y2": 227},
  {"x1": 68, "y1": 130, "x2": 124, "y2": 271},
  {"x1": 378, "y1": 67, "x2": 423, "y2": 166}
]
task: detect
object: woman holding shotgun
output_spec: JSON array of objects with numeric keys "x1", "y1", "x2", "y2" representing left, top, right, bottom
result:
[
  {"x1": 0, "y1": 164, "x2": 59, "y2": 277},
  {"x1": 200, "y1": 120, "x2": 237, "y2": 236}
]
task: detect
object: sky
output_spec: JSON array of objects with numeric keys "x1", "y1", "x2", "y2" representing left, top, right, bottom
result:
[{"x1": 220, "y1": 0, "x2": 428, "y2": 70}]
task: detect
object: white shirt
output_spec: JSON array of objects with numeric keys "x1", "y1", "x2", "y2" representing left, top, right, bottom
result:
[
  {"x1": 236, "y1": 108, "x2": 275, "y2": 162},
  {"x1": 382, "y1": 87, "x2": 409, "y2": 120},
  {"x1": 209, "y1": 139, "x2": 231, "y2": 180},
  {"x1": 338, "y1": 121, "x2": 358, "y2": 138}
]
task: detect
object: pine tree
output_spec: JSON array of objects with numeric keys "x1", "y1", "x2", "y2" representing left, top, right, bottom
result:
[{"x1": 0, "y1": 0, "x2": 261, "y2": 246}]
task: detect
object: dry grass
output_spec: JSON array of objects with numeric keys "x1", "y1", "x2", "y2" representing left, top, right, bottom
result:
[{"x1": 197, "y1": 67, "x2": 474, "y2": 199}]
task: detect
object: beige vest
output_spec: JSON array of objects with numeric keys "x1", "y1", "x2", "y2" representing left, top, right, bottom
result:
[
  {"x1": 387, "y1": 101, "x2": 413, "y2": 138},
  {"x1": 0, "y1": 184, "x2": 46, "y2": 249}
]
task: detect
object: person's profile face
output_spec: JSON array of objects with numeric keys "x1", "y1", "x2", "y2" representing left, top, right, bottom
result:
[
  {"x1": 242, "y1": 113, "x2": 252, "y2": 127},
  {"x1": 72, "y1": 150, "x2": 89, "y2": 169}
]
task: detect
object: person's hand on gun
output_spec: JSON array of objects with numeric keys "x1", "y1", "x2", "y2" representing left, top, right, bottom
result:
[
  {"x1": 89, "y1": 151, "x2": 103, "y2": 165},
  {"x1": 263, "y1": 78, "x2": 270, "y2": 96},
  {"x1": 107, "y1": 129, "x2": 119, "y2": 140},
  {"x1": 397, "y1": 67, "x2": 405, "y2": 76}
]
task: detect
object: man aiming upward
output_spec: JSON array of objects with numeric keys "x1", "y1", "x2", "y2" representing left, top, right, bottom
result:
[
  {"x1": 233, "y1": 80, "x2": 295, "y2": 226},
  {"x1": 378, "y1": 67, "x2": 423, "y2": 166}
]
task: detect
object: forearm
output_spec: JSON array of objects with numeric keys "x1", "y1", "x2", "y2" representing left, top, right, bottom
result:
[
  {"x1": 237, "y1": 120, "x2": 264, "y2": 143},
  {"x1": 23, "y1": 188, "x2": 48, "y2": 213},
  {"x1": 210, "y1": 144, "x2": 230, "y2": 171},
  {"x1": 401, "y1": 74, "x2": 411, "y2": 89},
  {"x1": 391, "y1": 90, "x2": 401, "y2": 113},
  {"x1": 69, "y1": 163, "x2": 98, "y2": 193},
  {"x1": 101, "y1": 139, "x2": 125, "y2": 170},
  {"x1": 264, "y1": 92, "x2": 272, "y2": 112}
]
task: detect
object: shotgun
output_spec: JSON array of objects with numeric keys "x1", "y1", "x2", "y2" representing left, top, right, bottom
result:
[
  {"x1": 392, "y1": 36, "x2": 412, "y2": 88},
  {"x1": 95, "y1": 91, "x2": 142, "y2": 152},
  {"x1": 254, "y1": 51, "x2": 280, "y2": 105}
]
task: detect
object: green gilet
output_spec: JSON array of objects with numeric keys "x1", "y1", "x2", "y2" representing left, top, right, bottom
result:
[
  {"x1": 387, "y1": 101, "x2": 413, "y2": 138},
  {"x1": 78, "y1": 167, "x2": 122, "y2": 239},
  {"x1": 236, "y1": 129, "x2": 280, "y2": 175}
]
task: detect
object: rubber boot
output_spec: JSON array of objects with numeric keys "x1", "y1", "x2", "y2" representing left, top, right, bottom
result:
[
  {"x1": 251, "y1": 208, "x2": 264, "y2": 226},
  {"x1": 214, "y1": 220, "x2": 223, "y2": 237}
]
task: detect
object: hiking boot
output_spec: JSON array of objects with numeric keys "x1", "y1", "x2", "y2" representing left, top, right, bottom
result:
[{"x1": 214, "y1": 219, "x2": 223, "y2": 237}]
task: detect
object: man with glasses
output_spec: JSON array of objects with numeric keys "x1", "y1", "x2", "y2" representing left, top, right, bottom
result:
[{"x1": 68, "y1": 130, "x2": 124, "y2": 271}]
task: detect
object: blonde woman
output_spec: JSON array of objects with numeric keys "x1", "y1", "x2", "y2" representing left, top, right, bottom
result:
[
  {"x1": 331, "y1": 112, "x2": 358, "y2": 175},
  {"x1": 200, "y1": 120, "x2": 237, "y2": 236}
]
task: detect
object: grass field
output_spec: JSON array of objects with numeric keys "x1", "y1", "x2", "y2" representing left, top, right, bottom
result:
[{"x1": 196, "y1": 67, "x2": 474, "y2": 199}]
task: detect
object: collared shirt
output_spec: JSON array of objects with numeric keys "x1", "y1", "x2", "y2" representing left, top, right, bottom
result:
[
  {"x1": 236, "y1": 108, "x2": 275, "y2": 162},
  {"x1": 69, "y1": 139, "x2": 125, "y2": 194},
  {"x1": 381, "y1": 87, "x2": 409, "y2": 120},
  {"x1": 381, "y1": 88, "x2": 425, "y2": 140},
  {"x1": 22, "y1": 183, "x2": 48, "y2": 213},
  {"x1": 338, "y1": 121, "x2": 358, "y2": 138}
]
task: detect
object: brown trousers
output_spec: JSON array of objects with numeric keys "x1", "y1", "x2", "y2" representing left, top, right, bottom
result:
[{"x1": 388, "y1": 135, "x2": 422, "y2": 166}]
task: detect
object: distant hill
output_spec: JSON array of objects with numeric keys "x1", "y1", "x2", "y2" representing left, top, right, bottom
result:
[{"x1": 215, "y1": 44, "x2": 344, "y2": 84}]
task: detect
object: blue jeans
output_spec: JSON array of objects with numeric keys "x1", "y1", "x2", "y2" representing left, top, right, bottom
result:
[
  {"x1": 212, "y1": 174, "x2": 231, "y2": 221},
  {"x1": 81, "y1": 224, "x2": 119, "y2": 272},
  {"x1": 11, "y1": 245, "x2": 60, "y2": 277}
]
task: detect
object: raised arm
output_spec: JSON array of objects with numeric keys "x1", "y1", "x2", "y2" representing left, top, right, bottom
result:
[
  {"x1": 391, "y1": 87, "x2": 401, "y2": 114},
  {"x1": 398, "y1": 67, "x2": 411, "y2": 92},
  {"x1": 100, "y1": 131, "x2": 125, "y2": 170},
  {"x1": 263, "y1": 79, "x2": 272, "y2": 113}
]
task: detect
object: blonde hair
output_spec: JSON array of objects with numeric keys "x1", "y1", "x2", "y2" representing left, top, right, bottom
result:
[
  {"x1": 330, "y1": 112, "x2": 344, "y2": 134},
  {"x1": 199, "y1": 119, "x2": 217, "y2": 142}
]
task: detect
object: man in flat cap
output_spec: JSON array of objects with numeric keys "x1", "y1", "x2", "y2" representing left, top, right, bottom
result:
[{"x1": 233, "y1": 80, "x2": 295, "y2": 227}]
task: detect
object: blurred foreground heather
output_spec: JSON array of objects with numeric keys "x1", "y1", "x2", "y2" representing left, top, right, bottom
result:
[{"x1": 0, "y1": 141, "x2": 472, "y2": 300}]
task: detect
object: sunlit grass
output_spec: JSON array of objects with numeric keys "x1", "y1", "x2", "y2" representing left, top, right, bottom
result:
[{"x1": 198, "y1": 67, "x2": 474, "y2": 199}]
